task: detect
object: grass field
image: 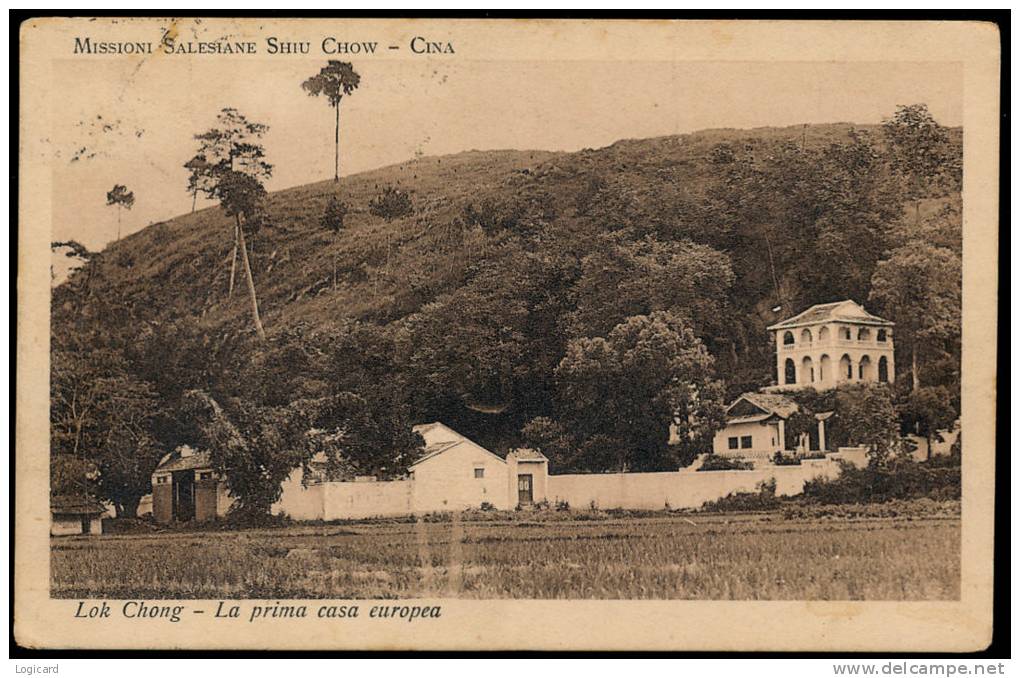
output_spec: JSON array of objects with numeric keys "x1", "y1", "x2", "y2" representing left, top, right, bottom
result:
[{"x1": 51, "y1": 510, "x2": 960, "y2": 600}]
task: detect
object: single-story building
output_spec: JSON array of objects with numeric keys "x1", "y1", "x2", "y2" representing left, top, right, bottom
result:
[
  {"x1": 151, "y1": 448, "x2": 232, "y2": 523},
  {"x1": 51, "y1": 495, "x2": 105, "y2": 536},
  {"x1": 712, "y1": 392, "x2": 831, "y2": 463},
  {"x1": 408, "y1": 422, "x2": 549, "y2": 511}
]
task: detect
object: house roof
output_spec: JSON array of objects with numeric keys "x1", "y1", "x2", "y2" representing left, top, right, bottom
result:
[
  {"x1": 508, "y1": 447, "x2": 548, "y2": 461},
  {"x1": 154, "y1": 450, "x2": 213, "y2": 473},
  {"x1": 727, "y1": 392, "x2": 800, "y2": 420},
  {"x1": 726, "y1": 413, "x2": 772, "y2": 425},
  {"x1": 410, "y1": 439, "x2": 464, "y2": 466},
  {"x1": 50, "y1": 495, "x2": 106, "y2": 515},
  {"x1": 767, "y1": 300, "x2": 893, "y2": 331},
  {"x1": 409, "y1": 422, "x2": 507, "y2": 468}
]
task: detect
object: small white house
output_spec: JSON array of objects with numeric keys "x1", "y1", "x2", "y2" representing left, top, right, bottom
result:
[
  {"x1": 409, "y1": 422, "x2": 543, "y2": 511},
  {"x1": 50, "y1": 495, "x2": 105, "y2": 536},
  {"x1": 712, "y1": 392, "x2": 832, "y2": 463}
]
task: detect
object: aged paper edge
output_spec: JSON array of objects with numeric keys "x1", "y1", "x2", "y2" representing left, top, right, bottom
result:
[{"x1": 15, "y1": 17, "x2": 1000, "y2": 652}]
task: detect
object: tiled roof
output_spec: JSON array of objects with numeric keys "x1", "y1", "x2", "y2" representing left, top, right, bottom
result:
[
  {"x1": 155, "y1": 451, "x2": 213, "y2": 473},
  {"x1": 508, "y1": 448, "x2": 548, "y2": 461},
  {"x1": 410, "y1": 439, "x2": 464, "y2": 467},
  {"x1": 767, "y1": 300, "x2": 893, "y2": 330},
  {"x1": 731, "y1": 392, "x2": 800, "y2": 419},
  {"x1": 727, "y1": 413, "x2": 772, "y2": 425},
  {"x1": 51, "y1": 495, "x2": 106, "y2": 515},
  {"x1": 409, "y1": 422, "x2": 507, "y2": 468}
]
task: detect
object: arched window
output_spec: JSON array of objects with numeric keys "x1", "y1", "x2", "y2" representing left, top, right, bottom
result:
[
  {"x1": 877, "y1": 329, "x2": 887, "y2": 342},
  {"x1": 783, "y1": 331, "x2": 795, "y2": 346},
  {"x1": 818, "y1": 326, "x2": 830, "y2": 343},
  {"x1": 878, "y1": 356, "x2": 889, "y2": 382},
  {"x1": 840, "y1": 354, "x2": 852, "y2": 381},
  {"x1": 841, "y1": 327, "x2": 852, "y2": 341},
  {"x1": 859, "y1": 355, "x2": 873, "y2": 381},
  {"x1": 819, "y1": 354, "x2": 831, "y2": 383},
  {"x1": 784, "y1": 358, "x2": 797, "y2": 385},
  {"x1": 858, "y1": 327, "x2": 871, "y2": 342},
  {"x1": 800, "y1": 328, "x2": 812, "y2": 344},
  {"x1": 801, "y1": 356, "x2": 814, "y2": 383}
]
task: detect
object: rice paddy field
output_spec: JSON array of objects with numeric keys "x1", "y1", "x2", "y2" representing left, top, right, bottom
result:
[{"x1": 51, "y1": 509, "x2": 961, "y2": 600}]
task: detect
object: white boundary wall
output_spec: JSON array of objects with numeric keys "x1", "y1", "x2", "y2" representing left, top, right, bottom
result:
[
  {"x1": 546, "y1": 458, "x2": 841, "y2": 510},
  {"x1": 273, "y1": 449, "x2": 868, "y2": 520}
]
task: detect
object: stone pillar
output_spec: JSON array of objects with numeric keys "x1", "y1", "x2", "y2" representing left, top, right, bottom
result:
[
  {"x1": 777, "y1": 419, "x2": 786, "y2": 451},
  {"x1": 818, "y1": 418, "x2": 827, "y2": 452}
]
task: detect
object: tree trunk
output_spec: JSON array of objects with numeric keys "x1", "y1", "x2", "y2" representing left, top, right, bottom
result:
[
  {"x1": 117, "y1": 206, "x2": 122, "y2": 241},
  {"x1": 119, "y1": 496, "x2": 141, "y2": 519},
  {"x1": 192, "y1": 190, "x2": 197, "y2": 213},
  {"x1": 334, "y1": 102, "x2": 340, "y2": 182},
  {"x1": 236, "y1": 215, "x2": 266, "y2": 340},
  {"x1": 926, "y1": 433, "x2": 933, "y2": 462},
  {"x1": 228, "y1": 221, "x2": 239, "y2": 298},
  {"x1": 911, "y1": 347, "x2": 920, "y2": 391}
]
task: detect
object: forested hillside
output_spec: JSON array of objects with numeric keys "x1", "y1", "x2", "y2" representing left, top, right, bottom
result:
[{"x1": 52, "y1": 107, "x2": 962, "y2": 516}]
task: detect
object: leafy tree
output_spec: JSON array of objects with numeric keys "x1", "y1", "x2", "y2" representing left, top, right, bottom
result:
[
  {"x1": 399, "y1": 249, "x2": 575, "y2": 445},
  {"x1": 105, "y1": 184, "x2": 135, "y2": 241},
  {"x1": 182, "y1": 390, "x2": 314, "y2": 517},
  {"x1": 882, "y1": 103, "x2": 959, "y2": 225},
  {"x1": 869, "y1": 243, "x2": 961, "y2": 390},
  {"x1": 213, "y1": 170, "x2": 269, "y2": 340},
  {"x1": 50, "y1": 346, "x2": 164, "y2": 517},
  {"x1": 302, "y1": 60, "x2": 361, "y2": 182},
  {"x1": 520, "y1": 416, "x2": 582, "y2": 472},
  {"x1": 897, "y1": 385, "x2": 957, "y2": 460},
  {"x1": 192, "y1": 108, "x2": 273, "y2": 183},
  {"x1": 233, "y1": 321, "x2": 426, "y2": 478},
  {"x1": 369, "y1": 186, "x2": 413, "y2": 221},
  {"x1": 321, "y1": 196, "x2": 349, "y2": 289},
  {"x1": 567, "y1": 233, "x2": 734, "y2": 343},
  {"x1": 831, "y1": 384, "x2": 900, "y2": 468},
  {"x1": 51, "y1": 454, "x2": 97, "y2": 498},
  {"x1": 184, "y1": 155, "x2": 211, "y2": 213},
  {"x1": 550, "y1": 311, "x2": 726, "y2": 471},
  {"x1": 193, "y1": 109, "x2": 273, "y2": 296},
  {"x1": 183, "y1": 383, "x2": 423, "y2": 516}
]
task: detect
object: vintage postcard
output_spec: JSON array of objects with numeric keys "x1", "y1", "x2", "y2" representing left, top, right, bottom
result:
[{"x1": 16, "y1": 17, "x2": 1000, "y2": 652}]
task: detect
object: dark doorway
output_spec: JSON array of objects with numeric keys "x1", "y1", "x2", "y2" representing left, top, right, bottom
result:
[
  {"x1": 172, "y1": 470, "x2": 195, "y2": 521},
  {"x1": 80, "y1": 516, "x2": 91, "y2": 534},
  {"x1": 517, "y1": 473, "x2": 533, "y2": 505}
]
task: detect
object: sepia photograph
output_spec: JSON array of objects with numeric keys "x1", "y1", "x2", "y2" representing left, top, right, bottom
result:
[{"x1": 15, "y1": 16, "x2": 1000, "y2": 653}]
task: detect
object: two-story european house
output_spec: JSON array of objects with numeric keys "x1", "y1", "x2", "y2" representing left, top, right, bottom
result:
[
  {"x1": 766, "y1": 299, "x2": 895, "y2": 391},
  {"x1": 708, "y1": 300, "x2": 895, "y2": 462}
]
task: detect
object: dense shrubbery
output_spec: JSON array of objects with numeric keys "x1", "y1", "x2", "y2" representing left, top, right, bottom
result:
[
  {"x1": 801, "y1": 458, "x2": 960, "y2": 504},
  {"x1": 772, "y1": 452, "x2": 801, "y2": 466},
  {"x1": 697, "y1": 455, "x2": 754, "y2": 471},
  {"x1": 700, "y1": 479, "x2": 780, "y2": 512},
  {"x1": 781, "y1": 497, "x2": 960, "y2": 520},
  {"x1": 368, "y1": 186, "x2": 413, "y2": 220}
]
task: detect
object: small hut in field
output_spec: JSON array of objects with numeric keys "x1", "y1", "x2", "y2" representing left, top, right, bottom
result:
[{"x1": 50, "y1": 495, "x2": 105, "y2": 536}]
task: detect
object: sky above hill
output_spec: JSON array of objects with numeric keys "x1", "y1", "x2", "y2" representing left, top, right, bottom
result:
[{"x1": 48, "y1": 56, "x2": 962, "y2": 255}]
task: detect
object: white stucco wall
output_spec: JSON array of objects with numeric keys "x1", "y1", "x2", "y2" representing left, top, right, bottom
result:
[
  {"x1": 324, "y1": 481, "x2": 412, "y2": 520},
  {"x1": 51, "y1": 514, "x2": 102, "y2": 536},
  {"x1": 712, "y1": 420, "x2": 782, "y2": 459},
  {"x1": 273, "y1": 468, "x2": 325, "y2": 520},
  {"x1": 411, "y1": 442, "x2": 510, "y2": 511},
  {"x1": 547, "y1": 458, "x2": 843, "y2": 511}
]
